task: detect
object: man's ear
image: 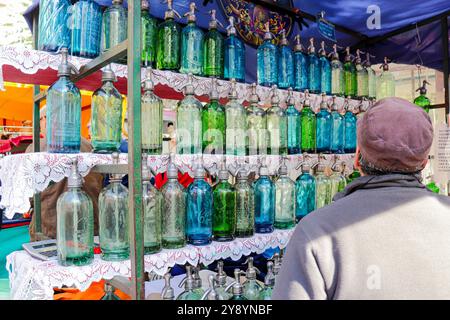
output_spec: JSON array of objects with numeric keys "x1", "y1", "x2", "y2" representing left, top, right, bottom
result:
[{"x1": 354, "y1": 146, "x2": 362, "y2": 174}]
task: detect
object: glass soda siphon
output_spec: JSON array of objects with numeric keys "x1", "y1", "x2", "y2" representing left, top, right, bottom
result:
[
  {"x1": 214, "y1": 261, "x2": 233, "y2": 300},
  {"x1": 246, "y1": 84, "x2": 267, "y2": 155},
  {"x1": 343, "y1": 47, "x2": 357, "y2": 98},
  {"x1": 319, "y1": 41, "x2": 332, "y2": 95},
  {"x1": 243, "y1": 257, "x2": 263, "y2": 300},
  {"x1": 202, "y1": 78, "x2": 225, "y2": 154},
  {"x1": 355, "y1": 49, "x2": 369, "y2": 99},
  {"x1": 376, "y1": 57, "x2": 395, "y2": 100},
  {"x1": 224, "y1": 17, "x2": 245, "y2": 82},
  {"x1": 308, "y1": 38, "x2": 320, "y2": 94},
  {"x1": 226, "y1": 269, "x2": 248, "y2": 300},
  {"x1": 293, "y1": 35, "x2": 309, "y2": 91},
  {"x1": 259, "y1": 261, "x2": 276, "y2": 300},
  {"x1": 177, "y1": 266, "x2": 205, "y2": 300},
  {"x1": 274, "y1": 159, "x2": 296, "y2": 229},
  {"x1": 257, "y1": 22, "x2": 278, "y2": 87},
  {"x1": 225, "y1": 79, "x2": 247, "y2": 156},
  {"x1": 71, "y1": 0, "x2": 102, "y2": 58},
  {"x1": 278, "y1": 30, "x2": 294, "y2": 89},
  {"x1": 295, "y1": 161, "x2": 316, "y2": 221},
  {"x1": 330, "y1": 161, "x2": 347, "y2": 199},
  {"x1": 343, "y1": 97, "x2": 357, "y2": 153},
  {"x1": 330, "y1": 44, "x2": 344, "y2": 96},
  {"x1": 180, "y1": 3, "x2": 204, "y2": 75},
  {"x1": 330, "y1": 96, "x2": 345, "y2": 154},
  {"x1": 38, "y1": 0, "x2": 71, "y2": 52},
  {"x1": 315, "y1": 162, "x2": 332, "y2": 209},
  {"x1": 300, "y1": 90, "x2": 316, "y2": 153},
  {"x1": 285, "y1": 88, "x2": 301, "y2": 155},
  {"x1": 157, "y1": 0, "x2": 181, "y2": 70},
  {"x1": 100, "y1": 0, "x2": 127, "y2": 53},
  {"x1": 254, "y1": 162, "x2": 275, "y2": 233},
  {"x1": 141, "y1": 0, "x2": 158, "y2": 66},
  {"x1": 234, "y1": 168, "x2": 255, "y2": 238},
  {"x1": 266, "y1": 85, "x2": 288, "y2": 155},
  {"x1": 213, "y1": 163, "x2": 236, "y2": 241},
  {"x1": 364, "y1": 53, "x2": 377, "y2": 99},
  {"x1": 414, "y1": 80, "x2": 431, "y2": 113},
  {"x1": 203, "y1": 10, "x2": 224, "y2": 78},
  {"x1": 316, "y1": 93, "x2": 332, "y2": 153}
]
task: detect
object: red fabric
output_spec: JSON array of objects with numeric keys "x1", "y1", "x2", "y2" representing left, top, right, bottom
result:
[
  {"x1": 0, "y1": 140, "x2": 11, "y2": 153},
  {"x1": 155, "y1": 171, "x2": 194, "y2": 190},
  {"x1": 9, "y1": 135, "x2": 32, "y2": 146}
]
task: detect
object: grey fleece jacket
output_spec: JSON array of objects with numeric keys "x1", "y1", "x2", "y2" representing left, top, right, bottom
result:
[{"x1": 272, "y1": 174, "x2": 450, "y2": 300}]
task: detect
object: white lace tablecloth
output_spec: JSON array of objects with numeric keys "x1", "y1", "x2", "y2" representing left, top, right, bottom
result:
[
  {"x1": 0, "y1": 152, "x2": 354, "y2": 218},
  {"x1": 6, "y1": 228, "x2": 294, "y2": 300}
]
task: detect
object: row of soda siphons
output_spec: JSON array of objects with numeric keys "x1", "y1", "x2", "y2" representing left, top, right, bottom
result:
[
  {"x1": 56, "y1": 152, "x2": 356, "y2": 269},
  {"x1": 37, "y1": 0, "x2": 393, "y2": 98},
  {"x1": 46, "y1": 48, "x2": 360, "y2": 156}
]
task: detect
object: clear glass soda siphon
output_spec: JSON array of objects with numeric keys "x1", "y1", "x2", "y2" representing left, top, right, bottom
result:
[
  {"x1": 246, "y1": 84, "x2": 267, "y2": 155},
  {"x1": 278, "y1": 30, "x2": 294, "y2": 89},
  {"x1": 98, "y1": 153, "x2": 129, "y2": 261},
  {"x1": 308, "y1": 38, "x2": 321, "y2": 94},
  {"x1": 213, "y1": 163, "x2": 236, "y2": 241},
  {"x1": 266, "y1": 85, "x2": 288, "y2": 155},
  {"x1": 141, "y1": 0, "x2": 158, "y2": 67},
  {"x1": 214, "y1": 261, "x2": 233, "y2": 300},
  {"x1": 376, "y1": 57, "x2": 395, "y2": 100},
  {"x1": 243, "y1": 257, "x2": 263, "y2": 300},
  {"x1": 202, "y1": 78, "x2": 226, "y2": 154},
  {"x1": 343, "y1": 97, "x2": 357, "y2": 153},
  {"x1": 295, "y1": 161, "x2": 316, "y2": 221},
  {"x1": 330, "y1": 96, "x2": 345, "y2": 154},
  {"x1": 225, "y1": 79, "x2": 247, "y2": 156},
  {"x1": 91, "y1": 65, "x2": 123, "y2": 153},
  {"x1": 186, "y1": 161, "x2": 213, "y2": 245},
  {"x1": 293, "y1": 35, "x2": 309, "y2": 91},
  {"x1": 300, "y1": 90, "x2": 316, "y2": 153},
  {"x1": 157, "y1": 0, "x2": 181, "y2": 70},
  {"x1": 285, "y1": 88, "x2": 301, "y2": 155},
  {"x1": 180, "y1": 3, "x2": 204, "y2": 75},
  {"x1": 161, "y1": 273, "x2": 175, "y2": 300},
  {"x1": 343, "y1": 47, "x2": 357, "y2": 98},
  {"x1": 414, "y1": 80, "x2": 431, "y2": 113},
  {"x1": 100, "y1": 0, "x2": 127, "y2": 53},
  {"x1": 71, "y1": 0, "x2": 102, "y2": 58},
  {"x1": 38, "y1": 0, "x2": 71, "y2": 52},
  {"x1": 177, "y1": 266, "x2": 205, "y2": 300},
  {"x1": 226, "y1": 269, "x2": 248, "y2": 300},
  {"x1": 330, "y1": 161, "x2": 347, "y2": 199},
  {"x1": 47, "y1": 48, "x2": 81, "y2": 153},
  {"x1": 234, "y1": 168, "x2": 255, "y2": 238},
  {"x1": 259, "y1": 261, "x2": 276, "y2": 300},
  {"x1": 142, "y1": 154, "x2": 162, "y2": 254},
  {"x1": 141, "y1": 67, "x2": 163, "y2": 154},
  {"x1": 316, "y1": 93, "x2": 332, "y2": 153},
  {"x1": 177, "y1": 74, "x2": 203, "y2": 154},
  {"x1": 364, "y1": 52, "x2": 377, "y2": 99},
  {"x1": 57, "y1": 159, "x2": 94, "y2": 266},
  {"x1": 203, "y1": 10, "x2": 224, "y2": 78},
  {"x1": 315, "y1": 162, "x2": 332, "y2": 209},
  {"x1": 257, "y1": 22, "x2": 278, "y2": 87},
  {"x1": 319, "y1": 41, "x2": 331, "y2": 95},
  {"x1": 274, "y1": 159, "x2": 296, "y2": 229},
  {"x1": 330, "y1": 44, "x2": 344, "y2": 96},
  {"x1": 355, "y1": 49, "x2": 369, "y2": 99},
  {"x1": 161, "y1": 156, "x2": 186, "y2": 249},
  {"x1": 224, "y1": 17, "x2": 246, "y2": 82},
  {"x1": 254, "y1": 162, "x2": 275, "y2": 233}
]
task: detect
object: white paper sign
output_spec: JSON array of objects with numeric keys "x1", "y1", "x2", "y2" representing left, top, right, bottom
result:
[{"x1": 433, "y1": 123, "x2": 450, "y2": 184}]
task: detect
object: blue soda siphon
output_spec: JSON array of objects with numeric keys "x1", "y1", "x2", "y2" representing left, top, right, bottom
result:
[
  {"x1": 285, "y1": 88, "x2": 301, "y2": 154},
  {"x1": 343, "y1": 97, "x2": 357, "y2": 153},
  {"x1": 46, "y1": 48, "x2": 81, "y2": 153},
  {"x1": 38, "y1": 0, "x2": 71, "y2": 52},
  {"x1": 243, "y1": 257, "x2": 263, "y2": 300},
  {"x1": 203, "y1": 10, "x2": 224, "y2": 78},
  {"x1": 186, "y1": 162, "x2": 213, "y2": 245},
  {"x1": 274, "y1": 159, "x2": 296, "y2": 229},
  {"x1": 71, "y1": 0, "x2": 102, "y2": 58},
  {"x1": 259, "y1": 261, "x2": 276, "y2": 300},
  {"x1": 254, "y1": 163, "x2": 275, "y2": 233},
  {"x1": 330, "y1": 96, "x2": 345, "y2": 154},
  {"x1": 295, "y1": 161, "x2": 316, "y2": 221},
  {"x1": 293, "y1": 35, "x2": 309, "y2": 91},
  {"x1": 278, "y1": 30, "x2": 294, "y2": 89},
  {"x1": 100, "y1": 0, "x2": 127, "y2": 53},
  {"x1": 225, "y1": 79, "x2": 247, "y2": 156},
  {"x1": 157, "y1": 0, "x2": 182, "y2": 70},
  {"x1": 330, "y1": 44, "x2": 344, "y2": 96},
  {"x1": 257, "y1": 22, "x2": 278, "y2": 87},
  {"x1": 246, "y1": 83, "x2": 267, "y2": 155},
  {"x1": 307, "y1": 38, "x2": 320, "y2": 94},
  {"x1": 319, "y1": 41, "x2": 332, "y2": 95},
  {"x1": 315, "y1": 162, "x2": 332, "y2": 209},
  {"x1": 224, "y1": 17, "x2": 246, "y2": 82},
  {"x1": 180, "y1": 2, "x2": 204, "y2": 75},
  {"x1": 316, "y1": 93, "x2": 332, "y2": 153},
  {"x1": 141, "y1": 0, "x2": 158, "y2": 67},
  {"x1": 234, "y1": 168, "x2": 255, "y2": 238},
  {"x1": 266, "y1": 85, "x2": 288, "y2": 155}
]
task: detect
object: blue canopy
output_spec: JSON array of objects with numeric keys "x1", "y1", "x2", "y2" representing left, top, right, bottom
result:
[{"x1": 23, "y1": 0, "x2": 450, "y2": 83}]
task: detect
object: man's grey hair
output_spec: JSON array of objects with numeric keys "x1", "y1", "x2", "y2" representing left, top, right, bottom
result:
[{"x1": 359, "y1": 153, "x2": 423, "y2": 176}]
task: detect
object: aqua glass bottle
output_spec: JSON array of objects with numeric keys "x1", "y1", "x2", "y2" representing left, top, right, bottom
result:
[
  {"x1": 257, "y1": 22, "x2": 278, "y2": 87},
  {"x1": 99, "y1": 153, "x2": 129, "y2": 261},
  {"x1": 141, "y1": 0, "x2": 158, "y2": 67},
  {"x1": 343, "y1": 98, "x2": 357, "y2": 153},
  {"x1": 319, "y1": 41, "x2": 331, "y2": 95},
  {"x1": 364, "y1": 53, "x2": 377, "y2": 100},
  {"x1": 315, "y1": 163, "x2": 332, "y2": 209},
  {"x1": 47, "y1": 48, "x2": 81, "y2": 153},
  {"x1": 235, "y1": 169, "x2": 254, "y2": 237},
  {"x1": 91, "y1": 66, "x2": 123, "y2": 153},
  {"x1": 157, "y1": 0, "x2": 181, "y2": 70},
  {"x1": 254, "y1": 164, "x2": 275, "y2": 233},
  {"x1": 330, "y1": 162, "x2": 347, "y2": 199},
  {"x1": 180, "y1": 3, "x2": 204, "y2": 75},
  {"x1": 266, "y1": 86, "x2": 288, "y2": 155},
  {"x1": 57, "y1": 160, "x2": 94, "y2": 266},
  {"x1": 278, "y1": 30, "x2": 294, "y2": 89},
  {"x1": 101, "y1": 0, "x2": 127, "y2": 53},
  {"x1": 307, "y1": 38, "x2": 320, "y2": 94},
  {"x1": 203, "y1": 10, "x2": 224, "y2": 78},
  {"x1": 243, "y1": 257, "x2": 263, "y2": 299},
  {"x1": 274, "y1": 161, "x2": 296, "y2": 229},
  {"x1": 142, "y1": 154, "x2": 162, "y2": 254},
  {"x1": 161, "y1": 158, "x2": 186, "y2": 249},
  {"x1": 285, "y1": 88, "x2": 301, "y2": 154},
  {"x1": 330, "y1": 96, "x2": 345, "y2": 154},
  {"x1": 246, "y1": 84, "x2": 267, "y2": 155},
  {"x1": 316, "y1": 94, "x2": 332, "y2": 153},
  {"x1": 330, "y1": 44, "x2": 344, "y2": 96},
  {"x1": 71, "y1": 0, "x2": 102, "y2": 58},
  {"x1": 186, "y1": 163, "x2": 213, "y2": 245},
  {"x1": 376, "y1": 57, "x2": 396, "y2": 100},
  {"x1": 177, "y1": 266, "x2": 205, "y2": 300},
  {"x1": 224, "y1": 17, "x2": 245, "y2": 82},
  {"x1": 293, "y1": 35, "x2": 309, "y2": 91},
  {"x1": 226, "y1": 79, "x2": 247, "y2": 156},
  {"x1": 300, "y1": 91, "x2": 316, "y2": 153},
  {"x1": 202, "y1": 79, "x2": 225, "y2": 154},
  {"x1": 38, "y1": 0, "x2": 71, "y2": 52},
  {"x1": 213, "y1": 165, "x2": 236, "y2": 241},
  {"x1": 141, "y1": 68, "x2": 163, "y2": 154},
  {"x1": 355, "y1": 50, "x2": 368, "y2": 99},
  {"x1": 295, "y1": 163, "x2": 316, "y2": 221},
  {"x1": 177, "y1": 74, "x2": 203, "y2": 154},
  {"x1": 414, "y1": 80, "x2": 431, "y2": 113},
  {"x1": 259, "y1": 261, "x2": 275, "y2": 300},
  {"x1": 343, "y1": 47, "x2": 357, "y2": 98}
]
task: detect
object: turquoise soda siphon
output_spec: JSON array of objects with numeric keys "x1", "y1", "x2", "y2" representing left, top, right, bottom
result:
[
  {"x1": 343, "y1": 97, "x2": 357, "y2": 153},
  {"x1": 274, "y1": 159, "x2": 296, "y2": 229},
  {"x1": 38, "y1": 0, "x2": 71, "y2": 52},
  {"x1": 202, "y1": 78, "x2": 225, "y2": 154},
  {"x1": 266, "y1": 85, "x2": 288, "y2": 155},
  {"x1": 278, "y1": 30, "x2": 294, "y2": 89},
  {"x1": 316, "y1": 93, "x2": 332, "y2": 153},
  {"x1": 101, "y1": 0, "x2": 127, "y2": 53},
  {"x1": 141, "y1": 0, "x2": 158, "y2": 66},
  {"x1": 157, "y1": 0, "x2": 181, "y2": 70},
  {"x1": 295, "y1": 161, "x2": 316, "y2": 221},
  {"x1": 203, "y1": 10, "x2": 224, "y2": 78},
  {"x1": 308, "y1": 38, "x2": 320, "y2": 94},
  {"x1": 285, "y1": 88, "x2": 301, "y2": 155},
  {"x1": 293, "y1": 35, "x2": 309, "y2": 91},
  {"x1": 225, "y1": 79, "x2": 247, "y2": 156},
  {"x1": 224, "y1": 17, "x2": 246, "y2": 82},
  {"x1": 330, "y1": 96, "x2": 345, "y2": 154},
  {"x1": 246, "y1": 84, "x2": 267, "y2": 155},
  {"x1": 234, "y1": 168, "x2": 255, "y2": 237},
  {"x1": 300, "y1": 90, "x2": 316, "y2": 153},
  {"x1": 257, "y1": 22, "x2": 278, "y2": 87},
  {"x1": 71, "y1": 0, "x2": 102, "y2": 58},
  {"x1": 319, "y1": 41, "x2": 331, "y2": 95},
  {"x1": 330, "y1": 44, "x2": 344, "y2": 96},
  {"x1": 254, "y1": 163, "x2": 275, "y2": 233},
  {"x1": 180, "y1": 3, "x2": 204, "y2": 75}
]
